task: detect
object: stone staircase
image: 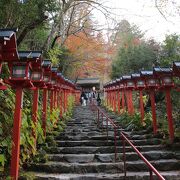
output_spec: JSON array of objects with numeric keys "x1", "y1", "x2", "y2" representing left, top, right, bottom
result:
[{"x1": 25, "y1": 106, "x2": 180, "y2": 180}]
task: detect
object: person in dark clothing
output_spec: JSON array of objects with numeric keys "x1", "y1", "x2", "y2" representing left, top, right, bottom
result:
[
  {"x1": 80, "y1": 91, "x2": 87, "y2": 106},
  {"x1": 97, "y1": 92, "x2": 101, "y2": 106}
]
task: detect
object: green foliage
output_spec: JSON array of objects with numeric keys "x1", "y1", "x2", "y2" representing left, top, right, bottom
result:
[
  {"x1": 0, "y1": 0, "x2": 58, "y2": 47},
  {"x1": 63, "y1": 95, "x2": 75, "y2": 119},
  {"x1": 111, "y1": 41, "x2": 157, "y2": 78},
  {"x1": 0, "y1": 88, "x2": 15, "y2": 172},
  {"x1": 46, "y1": 107, "x2": 60, "y2": 133},
  {"x1": 48, "y1": 47, "x2": 63, "y2": 65},
  {"x1": 47, "y1": 46, "x2": 72, "y2": 75},
  {"x1": 0, "y1": 154, "x2": 5, "y2": 172},
  {"x1": 19, "y1": 26, "x2": 49, "y2": 50},
  {"x1": 159, "y1": 34, "x2": 180, "y2": 66},
  {"x1": 116, "y1": 111, "x2": 152, "y2": 131},
  {"x1": 111, "y1": 20, "x2": 158, "y2": 79}
]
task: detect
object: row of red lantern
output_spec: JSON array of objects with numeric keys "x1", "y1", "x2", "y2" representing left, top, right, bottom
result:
[
  {"x1": 104, "y1": 65, "x2": 180, "y2": 143},
  {"x1": 0, "y1": 28, "x2": 80, "y2": 179}
]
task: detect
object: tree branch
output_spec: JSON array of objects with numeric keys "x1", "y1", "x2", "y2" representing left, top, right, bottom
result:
[
  {"x1": 17, "y1": 16, "x2": 48, "y2": 46},
  {"x1": 155, "y1": 0, "x2": 168, "y2": 21}
]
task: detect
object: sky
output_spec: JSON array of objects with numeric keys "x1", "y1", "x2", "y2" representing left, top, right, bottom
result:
[{"x1": 92, "y1": 0, "x2": 180, "y2": 42}]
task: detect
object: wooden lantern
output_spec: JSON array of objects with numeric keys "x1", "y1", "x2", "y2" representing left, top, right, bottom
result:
[
  {"x1": 42, "y1": 60, "x2": 52, "y2": 87},
  {"x1": 7, "y1": 51, "x2": 37, "y2": 88},
  {"x1": 173, "y1": 62, "x2": 180, "y2": 77},
  {"x1": 121, "y1": 75, "x2": 135, "y2": 90},
  {"x1": 30, "y1": 51, "x2": 46, "y2": 88},
  {"x1": 140, "y1": 71, "x2": 159, "y2": 89},
  {"x1": 51, "y1": 67, "x2": 58, "y2": 89},
  {"x1": 131, "y1": 73, "x2": 146, "y2": 90},
  {"x1": 153, "y1": 67, "x2": 174, "y2": 88},
  {"x1": 0, "y1": 28, "x2": 19, "y2": 90}
]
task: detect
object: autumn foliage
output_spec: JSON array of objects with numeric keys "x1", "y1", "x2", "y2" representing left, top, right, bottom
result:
[{"x1": 64, "y1": 32, "x2": 112, "y2": 81}]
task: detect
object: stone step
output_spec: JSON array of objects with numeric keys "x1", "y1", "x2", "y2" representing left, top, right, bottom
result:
[
  {"x1": 47, "y1": 145, "x2": 165, "y2": 154},
  {"x1": 55, "y1": 140, "x2": 120, "y2": 147},
  {"x1": 28, "y1": 162, "x2": 123, "y2": 174},
  {"x1": 55, "y1": 135, "x2": 162, "y2": 145},
  {"x1": 55, "y1": 139, "x2": 162, "y2": 147},
  {"x1": 47, "y1": 151, "x2": 178, "y2": 163},
  {"x1": 24, "y1": 106, "x2": 180, "y2": 180},
  {"x1": 32, "y1": 171, "x2": 180, "y2": 180},
  {"x1": 27, "y1": 159, "x2": 180, "y2": 174}
]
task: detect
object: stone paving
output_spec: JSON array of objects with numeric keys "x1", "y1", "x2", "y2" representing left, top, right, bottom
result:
[{"x1": 26, "y1": 106, "x2": 180, "y2": 180}]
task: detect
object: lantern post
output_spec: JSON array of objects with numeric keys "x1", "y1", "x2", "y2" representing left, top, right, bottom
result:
[
  {"x1": 119, "y1": 82, "x2": 125, "y2": 113},
  {"x1": 141, "y1": 71, "x2": 159, "y2": 135},
  {"x1": 60, "y1": 87, "x2": 63, "y2": 117},
  {"x1": 50, "y1": 67, "x2": 58, "y2": 113},
  {"x1": 116, "y1": 79, "x2": 121, "y2": 114},
  {"x1": 7, "y1": 51, "x2": 35, "y2": 180},
  {"x1": 153, "y1": 67, "x2": 174, "y2": 142},
  {"x1": 41, "y1": 60, "x2": 52, "y2": 136},
  {"x1": 57, "y1": 73, "x2": 63, "y2": 117},
  {"x1": 173, "y1": 62, "x2": 180, "y2": 92},
  {"x1": 132, "y1": 73, "x2": 146, "y2": 123},
  {"x1": 112, "y1": 81, "x2": 117, "y2": 112},
  {"x1": 122, "y1": 76, "x2": 135, "y2": 115},
  {"x1": 106, "y1": 85, "x2": 109, "y2": 107},
  {"x1": 109, "y1": 83, "x2": 112, "y2": 109},
  {"x1": 64, "y1": 81, "x2": 68, "y2": 113},
  {"x1": 103, "y1": 85, "x2": 107, "y2": 106},
  {"x1": 61, "y1": 75, "x2": 66, "y2": 115},
  {"x1": 110, "y1": 84, "x2": 113, "y2": 109},
  {"x1": 173, "y1": 62, "x2": 180, "y2": 77},
  {"x1": 0, "y1": 29, "x2": 23, "y2": 179},
  {"x1": 27, "y1": 51, "x2": 43, "y2": 142}
]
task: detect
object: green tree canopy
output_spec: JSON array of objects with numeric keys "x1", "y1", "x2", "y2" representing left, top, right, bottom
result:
[
  {"x1": 111, "y1": 20, "x2": 158, "y2": 79},
  {"x1": 158, "y1": 34, "x2": 180, "y2": 66}
]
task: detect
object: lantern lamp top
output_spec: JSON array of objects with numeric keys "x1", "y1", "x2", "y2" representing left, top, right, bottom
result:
[
  {"x1": 173, "y1": 62, "x2": 180, "y2": 68},
  {"x1": 18, "y1": 51, "x2": 42, "y2": 61},
  {"x1": 0, "y1": 28, "x2": 19, "y2": 61},
  {"x1": 31, "y1": 51, "x2": 42, "y2": 59},
  {"x1": 42, "y1": 60, "x2": 51, "y2": 67},
  {"x1": 140, "y1": 70, "x2": 153, "y2": 77},
  {"x1": 116, "y1": 78, "x2": 121, "y2": 83},
  {"x1": 131, "y1": 73, "x2": 140, "y2": 79},
  {"x1": 122, "y1": 75, "x2": 131, "y2": 80},
  {"x1": 173, "y1": 62, "x2": 180, "y2": 77},
  {"x1": 0, "y1": 28, "x2": 18, "y2": 41},
  {"x1": 153, "y1": 67, "x2": 172, "y2": 77},
  {"x1": 57, "y1": 72, "x2": 62, "y2": 77},
  {"x1": 51, "y1": 67, "x2": 58, "y2": 72},
  {"x1": 112, "y1": 80, "x2": 116, "y2": 84}
]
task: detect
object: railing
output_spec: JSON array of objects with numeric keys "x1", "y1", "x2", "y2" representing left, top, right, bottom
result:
[
  {"x1": 91, "y1": 103, "x2": 165, "y2": 180},
  {"x1": 121, "y1": 132, "x2": 165, "y2": 180},
  {"x1": 91, "y1": 102, "x2": 118, "y2": 161},
  {"x1": 96, "y1": 106, "x2": 118, "y2": 161}
]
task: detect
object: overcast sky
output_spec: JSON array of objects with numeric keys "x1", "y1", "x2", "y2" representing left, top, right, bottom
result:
[{"x1": 92, "y1": 0, "x2": 180, "y2": 42}]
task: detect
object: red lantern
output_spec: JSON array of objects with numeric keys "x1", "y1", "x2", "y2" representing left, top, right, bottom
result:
[
  {"x1": 153, "y1": 67, "x2": 174, "y2": 142},
  {"x1": 121, "y1": 75, "x2": 135, "y2": 115},
  {"x1": 153, "y1": 67, "x2": 174, "y2": 88},
  {"x1": 41, "y1": 60, "x2": 52, "y2": 136},
  {"x1": 30, "y1": 52, "x2": 45, "y2": 88},
  {"x1": 173, "y1": 62, "x2": 180, "y2": 77},
  {"x1": 132, "y1": 73, "x2": 145, "y2": 123},
  {"x1": 42, "y1": 60, "x2": 52, "y2": 86},
  {"x1": 140, "y1": 71, "x2": 159, "y2": 89},
  {"x1": 131, "y1": 73, "x2": 145, "y2": 90},
  {"x1": 0, "y1": 28, "x2": 19, "y2": 90},
  {"x1": 121, "y1": 75, "x2": 135, "y2": 90}
]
